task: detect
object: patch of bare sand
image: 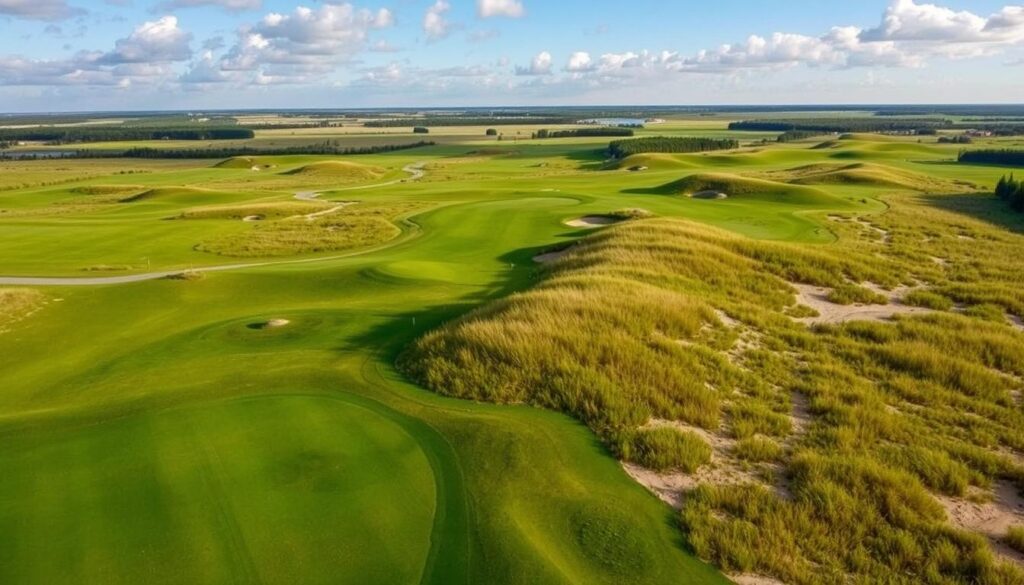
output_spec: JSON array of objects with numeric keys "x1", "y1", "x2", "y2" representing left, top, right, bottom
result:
[
  {"x1": 533, "y1": 249, "x2": 568, "y2": 263},
  {"x1": 565, "y1": 215, "x2": 619, "y2": 228},
  {"x1": 728, "y1": 574, "x2": 789, "y2": 585},
  {"x1": 1008, "y1": 314, "x2": 1024, "y2": 332},
  {"x1": 621, "y1": 418, "x2": 769, "y2": 510},
  {"x1": 937, "y1": 481, "x2": 1024, "y2": 564},
  {"x1": 791, "y1": 283, "x2": 934, "y2": 325}
]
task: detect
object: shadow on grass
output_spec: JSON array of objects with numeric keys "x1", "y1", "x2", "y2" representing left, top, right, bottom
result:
[
  {"x1": 349, "y1": 246, "x2": 547, "y2": 363},
  {"x1": 920, "y1": 192, "x2": 1024, "y2": 234}
]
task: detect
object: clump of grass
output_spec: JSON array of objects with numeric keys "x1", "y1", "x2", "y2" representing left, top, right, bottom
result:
[
  {"x1": 178, "y1": 201, "x2": 328, "y2": 220},
  {"x1": 826, "y1": 283, "x2": 887, "y2": 305},
  {"x1": 963, "y1": 303, "x2": 1008, "y2": 322},
  {"x1": 1006, "y1": 525, "x2": 1024, "y2": 554},
  {"x1": 733, "y1": 437, "x2": 784, "y2": 462},
  {"x1": 163, "y1": 271, "x2": 205, "y2": 281},
  {"x1": 785, "y1": 304, "x2": 819, "y2": 318},
  {"x1": 0, "y1": 288, "x2": 45, "y2": 330},
  {"x1": 617, "y1": 427, "x2": 711, "y2": 472},
  {"x1": 903, "y1": 290, "x2": 953, "y2": 310},
  {"x1": 608, "y1": 208, "x2": 654, "y2": 220}
]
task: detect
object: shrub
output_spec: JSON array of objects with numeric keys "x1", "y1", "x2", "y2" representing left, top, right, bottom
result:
[{"x1": 413, "y1": 126, "x2": 430, "y2": 134}]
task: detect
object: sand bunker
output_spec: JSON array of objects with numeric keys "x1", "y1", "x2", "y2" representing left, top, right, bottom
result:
[
  {"x1": 791, "y1": 283, "x2": 933, "y2": 325},
  {"x1": 565, "y1": 215, "x2": 619, "y2": 228},
  {"x1": 690, "y1": 190, "x2": 728, "y2": 200},
  {"x1": 252, "y1": 318, "x2": 290, "y2": 329},
  {"x1": 242, "y1": 215, "x2": 263, "y2": 222}
]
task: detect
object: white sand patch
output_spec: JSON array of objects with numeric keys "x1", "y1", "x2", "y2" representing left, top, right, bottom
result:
[
  {"x1": 1008, "y1": 314, "x2": 1024, "y2": 332},
  {"x1": 790, "y1": 392, "x2": 812, "y2": 436},
  {"x1": 690, "y1": 190, "x2": 728, "y2": 200},
  {"x1": 791, "y1": 283, "x2": 934, "y2": 325},
  {"x1": 565, "y1": 215, "x2": 619, "y2": 228},
  {"x1": 242, "y1": 215, "x2": 263, "y2": 222},
  {"x1": 264, "y1": 318, "x2": 290, "y2": 328},
  {"x1": 937, "y1": 481, "x2": 1024, "y2": 564},
  {"x1": 728, "y1": 574, "x2": 789, "y2": 585}
]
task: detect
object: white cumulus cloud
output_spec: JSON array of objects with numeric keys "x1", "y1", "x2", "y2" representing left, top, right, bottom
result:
[
  {"x1": 516, "y1": 50, "x2": 551, "y2": 75},
  {"x1": 424, "y1": 0, "x2": 452, "y2": 41},
  {"x1": 477, "y1": 0, "x2": 523, "y2": 19}
]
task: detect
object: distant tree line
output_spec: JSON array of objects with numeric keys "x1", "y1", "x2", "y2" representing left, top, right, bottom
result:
[
  {"x1": 533, "y1": 128, "x2": 635, "y2": 139},
  {"x1": 364, "y1": 117, "x2": 574, "y2": 127},
  {"x1": 775, "y1": 130, "x2": 824, "y2": 143},
  {"x1": 729, "y1": 118, "x2": 952, "y2": 134},
  {"x1": 958, "y1": 149, "x2": 1024, "y2": 166},
  {"x1": 0, "y1": 127, "x2": 254, "y2": 144},
  {"x1": 995, "y1": 174, "x2": 1024, "y2": 211},
  {"x1": 413, "y1": 127, "x2": 430, "y2": 134},
  {"x1": 607, "y1": 136, "x2": 738, "y2": 158},
  {"x1": 0, "y1": 141, "x2": 435, "y2": 161},
  {"x1": 938, "y1": 135, "x2": 972, "y2": 144}
]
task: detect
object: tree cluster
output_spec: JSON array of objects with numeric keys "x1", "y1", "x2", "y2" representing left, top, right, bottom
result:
[
  {"x1": 0, "y1": 127, "x2": 254, "y2": 144},
  {"x1": 729, "y1": 118, "x2": 951, "y2": 134},
  {"x1": 958, "y1": 149, "x2": 1024, "y2": 166},
  {"x1": 532, "y1": 128, "x2": 634, "y2": 139},
  {"x1": 363, "y1": 117, "x2": 574, "y2": 127},
  {"x1": 938, "y1": 135, "x2": 972, "y2": 144},
  {"x1": 607, "y1": 136, "x2": 738, "y2": 158},
  {"x1": 776, "y1": 130, "x2": 823, "y2": 143},
  {"x1": 0, "y1": 141, "x2": 435, "y2": 161},
  {"x1": 995, "y1": 174, "x2": 1024, "y2": 211}
]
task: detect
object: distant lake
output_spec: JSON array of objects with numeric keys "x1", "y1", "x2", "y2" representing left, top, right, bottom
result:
[{"x1": 578, "y1": 118, "x2": 646, "y2": 126}]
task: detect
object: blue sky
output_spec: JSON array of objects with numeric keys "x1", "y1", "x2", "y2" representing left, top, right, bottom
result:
[{"x1": 1, "y1": 0, "x2": 1023, "y2": 111}]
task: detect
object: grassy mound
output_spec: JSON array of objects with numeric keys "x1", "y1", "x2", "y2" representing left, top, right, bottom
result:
[
  {"x1": 120, "y1": 187, "x2": 225, "y2": 204},
  {"x1": 283, "y1": 161, "x2": 385, "y2": 180},
  {"x1": 195, "y1": 202, "x2": 421, "y2": 257},
  {"x1": 177, "y1": 201, "x2": 328, "y2": 220},
  {"x1": 214, "y1": 156, "x2": 262, "y2": 169},
  {"x1": 659, "y1": 173, "x2": 833, "y2": 204},
  {"x1": 609, "y1": 153, "x2": 698, "y2": 171},
  {"x1": 770, "y1": 163, "x2": 962, "y2": 192},
  {"x1": 402, "y1": 216, "x2": 1024, "y2": 584},
  {"x1": 70, "y1": 185, "x2": 145, "y2": 196}
]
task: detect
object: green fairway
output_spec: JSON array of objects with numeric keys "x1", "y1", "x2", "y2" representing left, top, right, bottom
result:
[{"x1": 1, "y1": 117, "x2": 1022, "y2": 584}]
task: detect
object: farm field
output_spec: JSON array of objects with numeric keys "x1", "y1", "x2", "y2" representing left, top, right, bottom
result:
[{"x1": 1, "y1": 112, "x2": 1023, "y2": 585}]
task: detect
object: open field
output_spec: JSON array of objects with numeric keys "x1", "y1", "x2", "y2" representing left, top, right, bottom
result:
[{"x1": 1, "y1": 111, "x2": 1023, "y2": 584}]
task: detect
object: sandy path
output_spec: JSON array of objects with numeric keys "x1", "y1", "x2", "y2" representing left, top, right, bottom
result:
[{"x1": 294, "y1": 162, "x2": 426, "y2": 202}]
